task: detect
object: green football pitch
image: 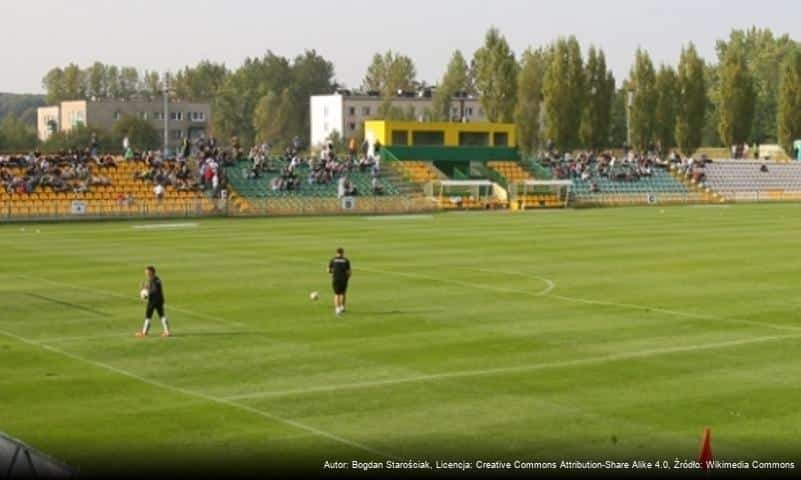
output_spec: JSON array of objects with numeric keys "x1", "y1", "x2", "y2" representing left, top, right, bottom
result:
[{"x1": 2, "y1": 203, "x2": 801, "y2": 474}]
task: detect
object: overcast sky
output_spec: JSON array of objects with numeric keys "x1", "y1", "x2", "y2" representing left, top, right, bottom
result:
[{"x1": 1, "y1": 0, "x2": 800, "y2": 94}]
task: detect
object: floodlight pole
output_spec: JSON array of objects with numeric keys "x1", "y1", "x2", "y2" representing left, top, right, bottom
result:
[
  {"x1": 626, "y1": 90, "x2": 634, "y2": 149},
  {"x1": 163, "y1": 72, "x2": 169, "y2": 158}
]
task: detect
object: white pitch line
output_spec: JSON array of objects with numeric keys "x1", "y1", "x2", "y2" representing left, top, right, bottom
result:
[
  {"x1": 469, "y1": 268, "x2": 556, "y2": 296},
  {"x1": 353, "y1": 264, "x2": 801, "y2": 334},
  {"x1": 355, "y1": 265, "x2": 556, "y2": 297},
  {"x1": 223, "y1": 331, "x2": 801, "y2": 401},
  {"x1": 132, "y1": 223, "x2": 199, "y2": 230},
  {"x1": 0, "y1": 327, "x2": 397, "y2": 460}
]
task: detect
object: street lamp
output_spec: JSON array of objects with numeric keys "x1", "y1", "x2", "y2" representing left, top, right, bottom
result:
[
  {"x1": 626, "y1": 90, "x2": 634, "y2": 149},
  {"x1": 162, "y1": 72, "x2": 174, "y2": 158}
]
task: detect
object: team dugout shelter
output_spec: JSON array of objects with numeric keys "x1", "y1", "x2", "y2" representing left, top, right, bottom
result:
[{"x1": 365, "y1": 120, "x2": 571, "y2": 209}]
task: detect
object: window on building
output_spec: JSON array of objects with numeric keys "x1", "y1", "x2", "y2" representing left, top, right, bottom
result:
[
  {"x1": 69, "y1": 111, "x2": 85, "y2": 127},
  {"x1": 190, "y1": 111, "x2": 205, "y2": 122},
  {"x1": 493, "y1": 132, "x2": 509, "y2": 146},
  {"x1": 466, "y1": 107, "x2": 474, "y2": 117},
  {"x1": 459, "y1": 131, "x2": 490, "y2": 146},
  {"x1": 153, "y1": 111, "x2": 164, "y2": 120},
  {"x1": 170, "y1": 111, "x2": 184, "y2": 121},
  {"x1": 170, "y1": 129, "x2": 185, "y2": 140},
  {"x1": 412, "y1": 130, "x2": 444, "y2": 146},
  {"x1": 348, "y1": 107, "x2": 356, "y2": 116},
  {"x1": 113, "y1": 111, "x2": 121, "y2": 121},
  {"x1": 362, "y1": 106, "x2": 371, "y2": 115},
  {"x1": 348, "y1": 122, "x2": 356, "y2": 131},
  {"x1": 391, "y1": 130, "x2": 409, "y2": 145},
  {"x1": 139, "y1": 112, "x2": 149, "y2": 120}
]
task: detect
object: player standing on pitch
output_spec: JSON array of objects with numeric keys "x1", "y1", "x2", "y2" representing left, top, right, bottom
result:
[
  {"x1": 136, "y1": 265, "x2": 170, "y2": 337},
  {"x1": 328, "y1": 248, "x2": 351, "y2": 316}
]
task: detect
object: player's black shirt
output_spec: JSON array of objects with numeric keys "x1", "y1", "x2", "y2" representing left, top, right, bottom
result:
[
  {"x1": 329, "y1": 257, "x2": 351, "y2": 283},
  {"x1": 148, "y1": 276, "x2": 165, "y2": 305}
]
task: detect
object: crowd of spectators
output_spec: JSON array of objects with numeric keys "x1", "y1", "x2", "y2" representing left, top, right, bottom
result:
[
  {"x1": 249, "y1": 139, "x2": 386, "y2": 196},
  {"x1": 1, "y1": 150, "x2": 115, "y2": 195},
  {"x1": 541, "y1": 150, "x2": 668, "y2": 192}
]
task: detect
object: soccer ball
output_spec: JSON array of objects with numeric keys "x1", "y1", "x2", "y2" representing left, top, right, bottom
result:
[
  {"x1": 139, "y1": 288, "x2": 149, "y2": 301},
  {"x1": 309, "y1": 291, "x2": 319, "y2": 301}
]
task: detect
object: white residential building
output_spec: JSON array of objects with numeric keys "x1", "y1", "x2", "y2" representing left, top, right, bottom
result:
[{"x1": 310, "y1": 91, "x2": 486, "y2": 147}]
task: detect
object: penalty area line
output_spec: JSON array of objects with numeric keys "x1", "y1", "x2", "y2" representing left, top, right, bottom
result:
[
  {"x1": 0, "y1": 327, "x2": 398, "y2": 460},
  {"x1": 223, "y1": 331, "x2": 801, "y2": 401}
]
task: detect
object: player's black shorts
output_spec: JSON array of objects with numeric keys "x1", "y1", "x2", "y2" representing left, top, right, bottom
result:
[
  {"x1": 146, "y1": 302, "x2": 165, "y2": 318},
  {"x1": 332, "y1": 279, "x2": 348, "y2": 295}
]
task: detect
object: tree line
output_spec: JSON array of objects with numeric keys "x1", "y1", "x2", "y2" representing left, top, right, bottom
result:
[
  {"x1": 362, "y1": 27, "x2": 801, "y2": 156},
  {"x1": 4, "y1": 26, "x2": 801, "y2": 155}
]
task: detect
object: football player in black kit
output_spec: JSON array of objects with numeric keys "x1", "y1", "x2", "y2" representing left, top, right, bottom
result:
[
  {"x1": 328, "y1": 248, "x2": 351, "y2": 316},
  {"x1": 136, "y1": 265, "x2": 170, "y2": 337}
]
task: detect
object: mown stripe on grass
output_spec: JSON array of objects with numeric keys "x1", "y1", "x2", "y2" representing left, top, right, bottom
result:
[{"x1": 0, "y1": 327, "x2": 398, "y2": 460}]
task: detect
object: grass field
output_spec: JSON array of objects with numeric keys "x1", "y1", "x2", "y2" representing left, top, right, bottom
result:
[{"x1": 2, "y1": 204, "x2": 801, "y2": 475}]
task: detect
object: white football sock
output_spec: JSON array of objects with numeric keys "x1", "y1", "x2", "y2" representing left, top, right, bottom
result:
[
  {"x1": 161, "y1": 317, "x2": 169, "y2": 332},
  {"x1": 142, "y1": 318, "x2": 150, "y2": 334}
]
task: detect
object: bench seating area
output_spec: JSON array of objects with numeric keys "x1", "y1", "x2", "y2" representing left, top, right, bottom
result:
[
  {"x1": 392, "y1": 161, "x2": 444, "y2": 184},
  {"x1": 224, "y1": 161, "x2": 401, "y2": 199},
  {"x1": 0, "y1": 160, "x2": 215, "y2": 219},
  {"x1": 702, "y1": 161, "x2": 801, "y2": 201},
  {"x1": 570, "y1": 168, "x2": 705, "y2": 205}
]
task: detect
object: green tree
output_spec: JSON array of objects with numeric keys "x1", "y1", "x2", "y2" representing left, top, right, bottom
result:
[
  {"x1": 362, "y1": 51, "x2": 417, "y2": 97},
  {"x1": 472, "y1": 27, "x2": 518, "y2": 122},
  {"x1": 287, "y1": 50, "x2": 337, "y2": 139},
  {"x1": 654, "y1": 65, "x2": 678, "y2": 152},
  {"x1": 118, "y1": 67, "x2": 140, "y2": 99},
  {"x1": 87, "y1": 62, "x2": 107, "y2": 98},
  {"x1": 42, "y1": 67, "x2": 66, "y2": 104},
  {"x1": 778, "y1": 48, "x2": 801, "y2": 154},
  {"x1": 432, "y1": 50, "x2": 471, "y2": 121},
  {"x1": 377, "y1": 99, "x2": 416, "y2": 121},
  {"x1": 514, "y1": 48, "x2": 546, "y2": 154},
  {"x1": 212, "y1": 52, "x2": 292, "y2": 145},
  {"x1": 543, "y1": 37, "x2": 584, "y2": 149},
  {"x1": 608, "y1": 87, "x2": 628, "y2": 148},
  {"x1": 627, "y1": 49, "x2": 658, "y2": 151},
  {"x1": 675, "y1": 43, "x2": 707, "y2": 155},
  {"x1": 717, "y1": 43, "x2": 755, "y2": 147},
  {"x1": 40, "y1": 125, "x2": 113, "y2": 153},
  {"x1": 580, "y1": 46, "x2": 615, "y2": 150},
  {"x1": 111, "y1": 114, "x2": 159, "y2": 151},
  {"x1": 173, "y1": 61, "x2": 229, "y2": 101},
  {"x1": 42, "y1": 64, "x2": 87, "y2": 103},
  {"x1": 62, "y1": 64, "x2": 86, "y2": 100},
  {"x1": 252, "y1": 89, "x2": 293, "y2": 144},
  {"x1": 142, "y1": 71, "x2": 162, "y2": 99},
  {"x1": 716, "y1": 28, "x2": 798, "y2": 143},
  {"x1": 0, "y1": 115, "x2": 38, "y2": 152}
]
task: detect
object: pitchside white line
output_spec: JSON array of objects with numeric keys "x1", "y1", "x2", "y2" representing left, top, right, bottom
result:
[
  {"x1": 365, "y1": 215, "x2": 433, "y2": 221},
  {"x1": 132, "y1": 223, "x2": 199, "y2": 230},
  {"x1": 12, "y1": 273, "x2": 247, "y2": 328},
  {"x1": 223, "y1": 331, "x2": 801, "y2": 401},
  {"x1": 0, "y1": 327, "x2": 397, "y2": 460}
]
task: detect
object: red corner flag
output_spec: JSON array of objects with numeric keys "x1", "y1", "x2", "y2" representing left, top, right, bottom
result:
[{"x1": 698, "y1": 427, "x2": 713, "y2": 470}]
